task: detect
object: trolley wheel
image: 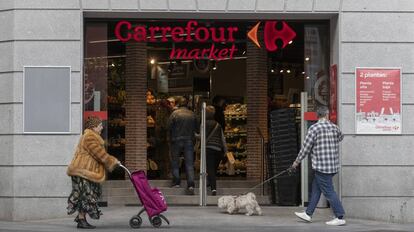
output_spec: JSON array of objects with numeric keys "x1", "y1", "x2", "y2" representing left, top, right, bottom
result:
[
  {"x1": 151, "y1": 215, "x2": 162, "y2": 228},
  {"x1": 129, "y1": 215, "x2": 142, "y2": 228}
]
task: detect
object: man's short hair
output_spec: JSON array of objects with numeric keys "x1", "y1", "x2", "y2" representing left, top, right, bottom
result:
[
  {"x1": 177, "y1": 96, "x2": 188, "y2": 107},
  {"x1": 317, "y1": 106, "x2": 329, "y2": 118}
]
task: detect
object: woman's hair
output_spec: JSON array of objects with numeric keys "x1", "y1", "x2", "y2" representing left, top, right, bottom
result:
[
  {"x1": 85, "y1": 116, "x2": 102, "y2": 130},
  {"x1": 212, "y1": 95, "x2": 226, "y2": 107},
  {"x1": 206, "y1": 105, "x2": 215, "y2": 120}
]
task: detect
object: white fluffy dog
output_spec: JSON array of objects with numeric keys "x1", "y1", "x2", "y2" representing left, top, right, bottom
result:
[{"x1": 218, "y1": 192, "x2": 262, "y2": 216}]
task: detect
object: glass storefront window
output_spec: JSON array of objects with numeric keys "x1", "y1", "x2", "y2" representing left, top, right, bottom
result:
[
  {"x1": 304, "y1": 24, "x2": 330, "y2": 111},
  {"x1": 84, "y1": 22, "x2": 127, "y2": 179},
  {"x1": 83, "y1": 19, "x2": 329, "y2": 183}
]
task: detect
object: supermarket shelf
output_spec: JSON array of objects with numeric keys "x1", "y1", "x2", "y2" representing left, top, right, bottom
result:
[{"x1": 225, "y1": 115, "x2": 247, "y2": 120}]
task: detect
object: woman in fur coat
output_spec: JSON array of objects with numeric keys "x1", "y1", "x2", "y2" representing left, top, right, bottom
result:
[{"x1": 67, "y1": 116, "x2": 120, "y2": 229}]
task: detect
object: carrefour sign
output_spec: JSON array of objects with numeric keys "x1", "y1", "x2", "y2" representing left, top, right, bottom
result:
[{"x1": 115, "y1": 20, "x2": 296, "y2": 60}]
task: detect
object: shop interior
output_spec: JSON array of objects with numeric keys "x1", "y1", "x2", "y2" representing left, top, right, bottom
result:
[
  {"x1": 144, "y1": 21, "x2": 248, "y2": 180},
  {"x1": 84, "y1": 19, "x2": 330, "y2": 206}
]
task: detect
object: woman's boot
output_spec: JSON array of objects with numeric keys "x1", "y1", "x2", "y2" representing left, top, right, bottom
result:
[{"x1": 77, "y1": 218, "x2": 96, "y2": 229}]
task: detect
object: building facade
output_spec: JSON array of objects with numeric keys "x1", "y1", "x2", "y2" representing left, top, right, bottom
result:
[{"x1": 0, "y1": 0, "x2": 413, "y2": 223}]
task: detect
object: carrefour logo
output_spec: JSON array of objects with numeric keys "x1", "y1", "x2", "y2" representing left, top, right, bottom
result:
[
  {"x1": 247, "y1": 21, "x2": 296, "y2": 52},
  {"x1": 115, "y1": 20, "x2": 295, "y2": 60}
]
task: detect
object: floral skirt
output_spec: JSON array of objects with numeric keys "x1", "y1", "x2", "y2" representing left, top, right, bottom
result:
[{"x1": 67, "y1": 176, "x2": 102, "y2": 219}]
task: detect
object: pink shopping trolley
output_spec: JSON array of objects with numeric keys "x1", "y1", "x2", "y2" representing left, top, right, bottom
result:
[{"x1": 119, "y1": 164, "x2": 169, "y2": 228}]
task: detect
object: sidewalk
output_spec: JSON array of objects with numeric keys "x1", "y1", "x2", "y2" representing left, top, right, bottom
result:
[{"x1": 0, "y1": 206, "x2": 413, "y2": 232}]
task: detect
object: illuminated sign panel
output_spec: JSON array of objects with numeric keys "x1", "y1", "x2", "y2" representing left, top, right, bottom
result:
[{"x1": 115, "y1": 20, "x2": 296, "y2": 60}]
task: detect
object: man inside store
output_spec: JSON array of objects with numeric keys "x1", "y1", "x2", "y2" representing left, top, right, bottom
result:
[
  {"x1": 167, "y1": 96, "x2": 198, "y2": 195},
  {"x1": 167, "y1": 97, "x2": 178, "y2": 111},
  {"x1": 291, "y1": 106, "x2": 346, "y2": 226}
]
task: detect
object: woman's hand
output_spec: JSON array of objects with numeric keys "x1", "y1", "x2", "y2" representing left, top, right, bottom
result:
[{"x1": 222, "y1": 153, "x2": 228, "y2": 163}]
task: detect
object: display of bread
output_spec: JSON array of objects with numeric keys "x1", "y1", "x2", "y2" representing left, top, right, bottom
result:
[
  {"x1": 225, "y1": 104, "x2": 247, "y2": 115},
  {"x1": 147, "y1": 115, "x2": 155, "y2": 127},
  {"x1": 146, "y1": 90, "x2": 156, "y2": 105}
]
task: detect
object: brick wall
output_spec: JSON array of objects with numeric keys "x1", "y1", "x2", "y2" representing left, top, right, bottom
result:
[
  {"x1": 246, "y1": 28, "x2": 268, "y2": 181},
  {"x1": 125, "y1": 42, "x2": 147, "y2": 172}
]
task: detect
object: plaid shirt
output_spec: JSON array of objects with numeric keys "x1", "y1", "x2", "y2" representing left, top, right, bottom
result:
[{"x1": 295, "y1": 119, "x2": 344, "y2": 174}]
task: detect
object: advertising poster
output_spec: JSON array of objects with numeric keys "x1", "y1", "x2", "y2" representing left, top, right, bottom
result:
[{"x1": 356, "y1": 68, "x2": 402, "y2": 134}]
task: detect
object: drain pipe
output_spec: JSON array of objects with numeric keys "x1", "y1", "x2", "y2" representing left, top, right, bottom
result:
[{"x1": 199, "y1": 102, "x2": 207, "y2": 206}]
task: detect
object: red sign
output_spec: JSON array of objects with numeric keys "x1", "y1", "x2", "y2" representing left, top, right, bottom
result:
[
  {"x1": 84, "y1": 111, "x2": 108, "y2": 121},
  {"x1": 264, "y1": 21, "x2": 296, "y2": 52},
  {"x1": 304, "y1": 112, "x2": 318, "y2": 121},
  {"x1": 356, "y1": 68, "x2": 401, "y2": 134},
  {"x1": 329, "y1": 64, "x2": 338, "y2": 124},
  {"x1": 247, "y1": 21, "x2": 296, "y2": 52},
  {"x1": 115, "y1": 20, "x2": 238, "y2": 60},
  {"x1": 115, "y1": 20, "x2": 296, "y2": 60}
]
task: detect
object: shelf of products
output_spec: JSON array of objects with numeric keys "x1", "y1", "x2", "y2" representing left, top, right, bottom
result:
[
  {"x1": 218, "y1": 103, "x2": 247, "y2": 177},
  {"x1": 225, "y1": 115, "x2": 247, "y2": 120},
  {"x1": 106, "y1": 58, "x2": 126, "y2": 180},
  {"x1": 146, "y1": 90, "x2": 160, "y2": 179},
  {"x1": 107, "y1": 104, "x2": 126, "y2": 151}
]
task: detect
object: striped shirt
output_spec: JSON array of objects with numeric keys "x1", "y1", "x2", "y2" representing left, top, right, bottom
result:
[{"x1": 295, "y1": 119, "x2": 344, "y2": 174}]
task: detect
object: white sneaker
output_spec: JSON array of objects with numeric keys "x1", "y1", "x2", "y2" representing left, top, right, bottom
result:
[
  {"x1": 326, "y1": 218, "x2": 346, "y2": 226},
  {"x1": 294, "y1": 212, "x2": 312, "y2": 222}
]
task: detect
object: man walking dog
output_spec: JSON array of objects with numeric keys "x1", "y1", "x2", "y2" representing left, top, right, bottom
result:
[{"x1": 291, "y1": 106, "x2": 346, "y2": 226}]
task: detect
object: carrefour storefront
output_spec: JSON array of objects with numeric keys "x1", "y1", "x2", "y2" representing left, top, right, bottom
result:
[
  {"x1": 0, "y1": 0, "x2": 413, "y2": 223},
  {"x1": 84, "y1": 16, "x2": 334, "y2": 207}
]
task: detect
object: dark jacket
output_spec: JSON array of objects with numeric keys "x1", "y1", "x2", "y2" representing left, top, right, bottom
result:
[
  {"x1": 168, "y1": 107, "x2": 198, "y2": 142},
  {"x1": 206, "y1": 119, "x2": 227, "y2": 153},
  {"x1": 214, "y1": 105, "x2": 226, "y2": 131}
]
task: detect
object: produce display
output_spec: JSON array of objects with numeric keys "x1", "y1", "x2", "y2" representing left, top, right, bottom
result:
[
  {"x1": 147, "y1": 115, "x2": 155, "y2": 127},
  {"x1": 147, "y1": 90, "x2": 156, "y2": 105},
  {"x1": 106, "y1": 59, "x2": 126, "y2": 180},
  {"x1": 218, "y1": 103, "x2": 247, "y2": 176},
  {"x1": 224, "y1": 103, "x2": 247, "y2": 116},
  {"x1": 107, "y1": 85, "x2": 249, "y2": 178},
  {"x1": 146, "y1": 89, "x2": 160, "y2": 178}
]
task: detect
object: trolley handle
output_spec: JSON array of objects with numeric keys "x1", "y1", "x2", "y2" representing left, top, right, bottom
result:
[{"x1": 118, "y1": 163, "x2": 132, "y2": 178}]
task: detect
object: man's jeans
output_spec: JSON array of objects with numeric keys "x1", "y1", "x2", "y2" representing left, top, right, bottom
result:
[
  {"x1": 306, "y1": 171, "x2": 345, "y2": 218},
  {"x1": 170, "y1": 140, "x2": 195, "y2": 188}
]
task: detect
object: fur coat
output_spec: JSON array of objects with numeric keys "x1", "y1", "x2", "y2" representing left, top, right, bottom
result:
[{"x1": 67, "y1": 129, "x2": 118, "y2": 183}]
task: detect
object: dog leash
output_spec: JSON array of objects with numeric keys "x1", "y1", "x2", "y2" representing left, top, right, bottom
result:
[{"x1": 241, "y1": 167, "x2": 296, "y2": 195}]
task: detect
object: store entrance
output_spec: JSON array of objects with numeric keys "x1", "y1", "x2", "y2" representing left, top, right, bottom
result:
[
  {"x1": 267, "y1": 22, "x2": 330, "y2": 206},
  {"x1": 145, "y1": 20, "x2": 248, "y2": 180}
]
